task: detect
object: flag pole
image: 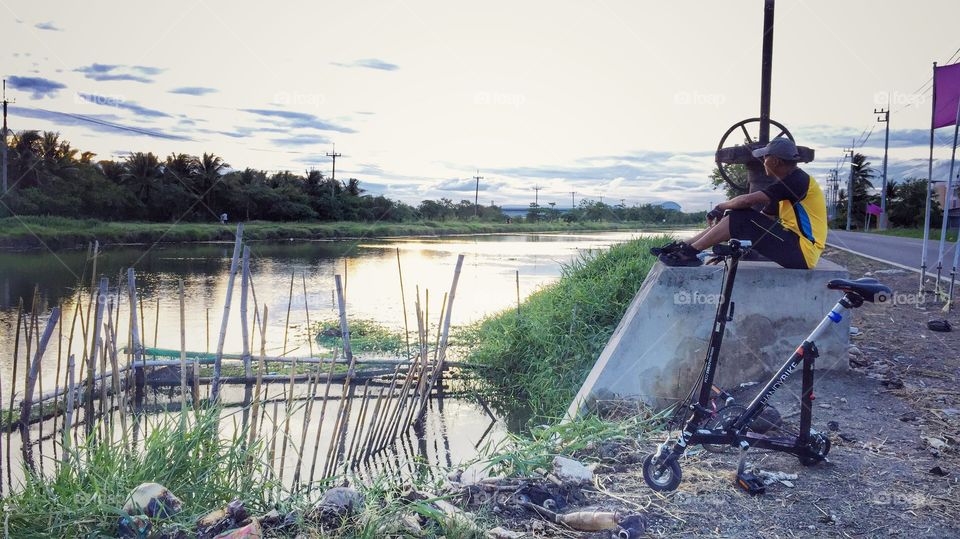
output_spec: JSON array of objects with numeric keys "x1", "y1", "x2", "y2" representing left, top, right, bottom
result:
[
  {"x1": 936, "y1": 97, "x2": 960, "y2": 297},
  {"x1": 948, "y1": 222, "x2": 960, "y2": 310},
  {"x1": 920, "y1": 61, "x2": 938, "y2": 298}
]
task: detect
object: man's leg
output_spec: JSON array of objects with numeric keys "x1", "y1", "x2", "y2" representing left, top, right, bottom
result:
[{"x1": 690, "y1": 217, "x2": 731, "y2": 251}]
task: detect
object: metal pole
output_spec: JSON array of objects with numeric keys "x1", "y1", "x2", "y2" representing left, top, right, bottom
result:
[
  {"x1": 758, "y1": 0, "x2": 775, "y2": 144},
  {"x1": 1, "y1": 80, "x2": 9, "y2": 195},
  {"x1": 876, "y1": 107, "x2": 890, "y2": 229},
  {"x1": 936, "y1": 99, "x2": 960, "y2": 293},
  {"x1": 845, "y1": 148, "x2": 854, "y2": 231},
  {"x1": 473, "y1": 171, "x2": 483, "y2": 218},
  {"x1": 921, "y1": 62, "x2": 939, "y2": 296}
]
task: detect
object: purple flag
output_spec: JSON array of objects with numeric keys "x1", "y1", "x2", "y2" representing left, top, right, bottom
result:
[
  {"x1": 866, "y1": 203, "x2": 882, "y2": 216},
  {"x1": 934, "y1": 62, "x2": 960, "y2": 129}
]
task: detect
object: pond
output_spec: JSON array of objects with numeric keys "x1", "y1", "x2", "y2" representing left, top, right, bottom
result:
[{"x1": 0, "y1": 229, "x2": 687, "y2": 487}]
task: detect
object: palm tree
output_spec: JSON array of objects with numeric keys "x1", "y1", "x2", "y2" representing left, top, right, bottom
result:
[
  {"x1": 196, "y1": 153, "x2": 228, "y2": 210},
  {"x1": 121, "y1": 152, "x2": 162, "y2": 207}
]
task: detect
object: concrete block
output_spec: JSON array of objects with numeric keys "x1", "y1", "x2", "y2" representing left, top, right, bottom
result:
[{"x1": 568, "y1": 259, "x2": 849, "y2": 416}]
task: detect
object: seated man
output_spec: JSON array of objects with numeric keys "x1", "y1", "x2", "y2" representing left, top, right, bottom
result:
[{"x1": 659, "y1": 138, "x2": 827, "y2": 269}]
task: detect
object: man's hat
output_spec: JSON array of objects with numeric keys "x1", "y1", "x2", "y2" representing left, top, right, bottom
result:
[{"x1": 751, "y1": 138, "x2": 801, "y2": 161}]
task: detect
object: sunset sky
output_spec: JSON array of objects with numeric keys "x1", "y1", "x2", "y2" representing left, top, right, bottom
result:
[{"x1": 4, "y1": 0, "x2": 960, "y2": 210}]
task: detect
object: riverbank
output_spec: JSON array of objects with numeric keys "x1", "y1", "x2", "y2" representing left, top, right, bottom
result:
[{"x1": 0, "y1": 216, "x2": 688, "y2": 250}]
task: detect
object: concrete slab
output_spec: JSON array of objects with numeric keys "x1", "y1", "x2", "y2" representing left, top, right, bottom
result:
[{"x1": 567, "y1": 259, "x2": 850, "y2": 417}]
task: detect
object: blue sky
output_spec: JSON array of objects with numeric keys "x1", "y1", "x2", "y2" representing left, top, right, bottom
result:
[{"x1": 3, "y1": 0, "x2": 960, "y2": 210}]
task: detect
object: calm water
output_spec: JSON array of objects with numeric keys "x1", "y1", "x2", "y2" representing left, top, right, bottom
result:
[{"x1": 0, "y1": 229, "x2": 687, "y2": 483}]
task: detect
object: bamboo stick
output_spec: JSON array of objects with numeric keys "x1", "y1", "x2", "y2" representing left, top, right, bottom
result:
[
  {"x1": 153, "y1": 295, "x2": 160, "y2": 349},
  {"x1": 345, "y1": 381, "x2": 372, "y2": 466},
  {"x1": 86, "y1": 278, "x2": 108, "y2": 436},
  {"x1": 358, "y1": 367, "x2": 394, "y2": 462},
  {"x1": 63, "y1": 354, "x2": 76, "y2": 458},
  {"x1": 37, "y1": 295, "x2": 47, "y2": 461},
  {"x1": 127, "y1": 269, "x2": 144, "y2": 428},
  {"x1": 414, "y1": 254, "x2": 464, "y2": 424},
  {"x1": 282, "y1": 271, "x2": 294, "y2": 356},
  {"x1": 267, "y1": 400, "x2": 279, "y2": 485},
  {"x1": 105, "y1": 320, "x2": 129, "y2": 451},
  {"x1": 19, "y1": 307, "x2": 60, "y2": 472},
  {"x1": 327, "y1": 274, "x2": 357, "y2": 474},
  {"x1": 240, "y1": 246, "x2": 251, "y2": 377},
  {"x1": 51, "y1": 301, "x2": 64, "y2": 462},
  {"x1": 211, "y1": 223, "x2": 244, "y2": 402},
  {"x1": 307, "y1": 355, "x2": 338, "y2": 484},
  {"x1": 179, "y1": 279, "x2": 188, "y2": 408},
  {"x1": 98, "y1": 302, "x2": 109, "y2": 436},
  {"x1": 397, "y1": 292, "x2": 430, "y2": 439},
  {"x1": 291, "y1": 364, "x2": 321, "y2": 488},
  {"x1": 5, "y1": 299, "x2": 21, "y2": 492},
  {"x1": 248, "y1": 306, "x2": 269, "y2": 450},
  {"x1": 397, "y1": 248, "x2": 411, "y2": 359}
]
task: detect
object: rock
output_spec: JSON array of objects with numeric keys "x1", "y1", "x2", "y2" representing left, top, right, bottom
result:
[
  {"x1": 117, "y1": 514, "x2": 152, "y2": 539},
  {"x1": 840, "y1": 397, "x2": 848, "y2": 404},
  {"x1": 260, "y1": 509, "x2": 281, "y2": 527},
  {"x1": 617, "y1": 514, "x2": 648, "y2": 538},
  {"x1": 942, "y1": 408, "x2": 960, "y2": 417},
  {"x1": 757, "y1": 470, "x2": 798, "y2": 487},
  {"x1": 849, "y1": 326, "x2": 861, "y2": 336},
  {"x1": 847, "y1": 345, "x2": 862, "y2": 356},
  {"x1": 899, "y1": 411, "x2": 919, "y2": 422},
  {"x1": 880, "y1": 378, "x2": 904, "y2": 389},
  {"x1": 122, "y1": 483, "x2": 183, "y2": 518},
  {"x1": 213, "y1": 519, "x2": 261, "y2": 539},
  {"x1": 314, "y1": 486, "x2": 364, "y2": 518},
  {"x1": 485, "y1": 527, "x2": 527, "y2": 538},
  {"x1": 930, "y1": 465, "x2": 949, "y2": 477},
  {"x1": 924, "y1": 437, "x2": 948, "y2": 451},
  {"x1": 818, "y1": 403, "x2": 832, "y2": 409},
  {"x1": 827, "y1": 421, "x2": 840, "y2": 431},
  {"x1": 552, "y1": 456, "x2": 593, "y2": 484},
  {"x1": 226, "y1": 498, "x2": 247, "y2": 523}
]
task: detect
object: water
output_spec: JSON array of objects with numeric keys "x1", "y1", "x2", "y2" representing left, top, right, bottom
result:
[{"x1": 0, "y1": 229, "x2": 685, "y2": 485}]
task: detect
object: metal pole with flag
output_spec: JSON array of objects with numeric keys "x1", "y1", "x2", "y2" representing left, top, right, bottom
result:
[
  {"x1": 920, "y1": 62, "x2": 938, "y2": 296},
  {"x1": 936, "y1": 98, "x2": 960, "y2": 294},
  {"x1": 949, "y1": 223, "x2": 960, "y2": 310}
]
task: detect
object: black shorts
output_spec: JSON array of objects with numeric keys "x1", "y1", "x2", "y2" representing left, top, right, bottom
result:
[{"x1": 726, "y1": 209, "x2": 808, "y2": 269}]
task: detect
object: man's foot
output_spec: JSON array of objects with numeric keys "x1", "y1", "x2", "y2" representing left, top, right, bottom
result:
[
  {"x1": 649, "y1": 241, "x2": 684, "y2": 256},
  {"x1": 659, "y1": 245, "x2": 703, "y2": 267}
]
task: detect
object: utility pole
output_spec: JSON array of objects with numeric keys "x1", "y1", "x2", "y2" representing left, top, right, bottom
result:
[
  {"x1": 1, "y1": 79, "x2": 12, "y2": 195},
  {"x1": 875, "y1": 106, "x2": 890, "y2": 230},
  {"x1": 473, "y1": 170, "x2": 484, "y2": 217},
  {"x1": 844, "y1": 146, "x2": 855, "y2": 231},
  {"x1": 570, "y1": 191, "x2": 576, "y2": 209},
  {"x1": 533, "y1": 185, "x2": 542, "y2": 207},
  {"x1": 326, "y1": 144, "x2": 342, "y2": 183}
]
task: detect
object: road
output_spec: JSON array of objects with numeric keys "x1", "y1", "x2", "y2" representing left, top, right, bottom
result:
[{"x1": 826, "y1": 229, "x2": 959, "y2": 273}]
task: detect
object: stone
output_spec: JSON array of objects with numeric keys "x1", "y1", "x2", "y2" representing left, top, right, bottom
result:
[
  {"x1": 552, "y1": 456, "x2": 593, "y2": 484},
  {"x1": 569, "y1": 259, "x2": 850, "y2": 413},
  {"x1": 213, "y1": 520, "x2": 261, "y2": 539},
  {"x1": 485, "y1": 527, "x2": 527, "y2": 538},
  {"x1": 315, "y1": 486, "x2": 363, "y2": 516}
]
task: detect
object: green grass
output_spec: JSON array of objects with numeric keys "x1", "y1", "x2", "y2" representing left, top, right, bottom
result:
[
  {"x1": 857, "y1": 226, "x2": 958, "y2": 242},
  {"x1": 0, "y1": 216, "x2": 688, "y2": 250},
  {"x1": 314, "y1": 318, "x2": 406, "y2": 356},
  {"x1": 465, "y1": 235, "x2": 668, "y2": 422}
]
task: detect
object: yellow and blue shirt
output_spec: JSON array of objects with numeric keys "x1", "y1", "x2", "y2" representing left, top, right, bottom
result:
[{"x1": 761, "y1": 168, "x2": 828, "y2": 268}]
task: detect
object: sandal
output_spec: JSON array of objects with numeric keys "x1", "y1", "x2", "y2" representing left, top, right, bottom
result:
[
  {"x1": 659, "y1": 246, "x2": 703, "y2": 267},
  {"x1": 650, "y1": 241, "x2": 685, "y2": 256}
]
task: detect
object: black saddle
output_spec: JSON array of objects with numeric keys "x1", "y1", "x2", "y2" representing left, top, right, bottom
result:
[{"x1": 826, "y1": 278, "x2": 892, "y2": 303}]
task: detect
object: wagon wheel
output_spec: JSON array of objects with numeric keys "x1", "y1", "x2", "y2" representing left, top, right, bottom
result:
[{"x1": 716, "y1": 118, "x2": 794, "y2": 194}]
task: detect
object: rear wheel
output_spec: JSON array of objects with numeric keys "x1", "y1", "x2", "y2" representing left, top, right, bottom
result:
[{"x1": 643, "y1": 453, "x2": 682, "y2": 491}]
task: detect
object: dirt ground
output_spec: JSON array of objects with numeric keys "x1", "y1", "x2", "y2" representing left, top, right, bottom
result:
[{"x1": 485, "y1": 248, "x2": 960, "y2": 538}]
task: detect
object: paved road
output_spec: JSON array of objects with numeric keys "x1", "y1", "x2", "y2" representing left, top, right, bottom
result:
[{"x1": 826, "y1": 229, "x2": 959, "y2": 272}]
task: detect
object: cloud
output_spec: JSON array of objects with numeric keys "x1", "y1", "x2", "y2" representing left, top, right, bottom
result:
[
  {"x1": 331, "y1": 58, "x2": 399, "y2": 71},
  {"x1": 169, "y1": 86, "x2": 218, "y2": 96},
  {"x1": 796, "y1": 124, "x2": 937, "y2": 150},
  {"x1": 74, "y1": 63, "x2": 165, "y2": 83},
  {"x1": 6, "y1": 76, "x2": 66, "y2": 98},
  {"x1": 34, "y1": 21, "x2": 62, "y2": 31},
  {"x1": 242, "y1": 108, "x2": 355, "y2": 133},
  {"x1": 271, "y1": 133, "x2": 331, "y2": 146},
  {"x1": 10, "y1": 105, "x2": 190, "y2": 140},
  {"x1": 76, "y1": 93, "x2": 172, "y2": 118}
]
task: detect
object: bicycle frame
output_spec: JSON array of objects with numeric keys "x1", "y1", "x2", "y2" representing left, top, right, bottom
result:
[{"x1": 655, "y1": 242, "x2": 858, "y2": 464}]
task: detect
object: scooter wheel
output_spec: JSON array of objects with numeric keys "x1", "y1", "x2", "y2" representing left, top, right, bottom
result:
[
  {"x1": 798, "y1": 433, "x2": 831, "y2": 466},
  {"x1": 643, "y1": 453, "x2": 682, "y2": 491}
]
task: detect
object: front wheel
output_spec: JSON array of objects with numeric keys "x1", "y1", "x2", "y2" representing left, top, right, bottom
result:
[
  {"x1": 643, "y1": 453, "x2": 682, "y2": 491},
  {"x1": 798, "y1": 433, "x2": 831, "y2": 466}
]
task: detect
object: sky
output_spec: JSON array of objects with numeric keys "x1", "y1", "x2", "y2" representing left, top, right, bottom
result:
[{"x1": 3, "y1": 0, "x2": 960, "y2": 211}]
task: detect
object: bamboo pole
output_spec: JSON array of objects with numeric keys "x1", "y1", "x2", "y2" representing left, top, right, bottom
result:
[
  {"x1": 307, "y1": 355, "x2": 338, "y2": 484},
  {"x1": 345, "y1": 381, "x2": 372, "y2": 466},
  {"x1": 282, "y1": 271, "x2": 294, "y2": 356},
  {"x1": 358, "y1": 367, "x2": 394, "y2": 462},
  {"x1": 414, "y1": 254, "x2": 464, "y2": 424},
  {"x1": 277, "y1": 271, "x2": 297, "y2": 481},
  {"x1": 248, "y1": 306, "x2": 268, "y2": 450},
  {"x1": 397, "y1": 292, "x2": 430, "y2": 438},
  {"x1": 240, "y1": 246, "x2": 251, "y2": 377},
  {"x1": 86, "y1": 278, "x2": 108, "y2": 436},
  {"x1": 397, "y1": 248, "x2": 411, "y2": 359},
  {"x1": 105, "y1": 321, "x2": 129, "y2": 451},
  {"x1": 267, "y1": 400, "x2": 279, "y2": 485},
  {"x1": 153, "y1": 295, "x2": 160, "y2": 349},
  {"x1": 291, "y1": 365, "x2": 321, "y2": 488},
  {"x1": 5, "y1": 299, "x2": 23, "y2": 492},
  {"x1": 327, "y1": 274, "x2": 357, "y2": 475},
  {"x1": 211, "y1": 223, "x2": 244, "y2": 402},
  {"x1": 127, "y1": 269, "x2": 144, "y2": 429},
  {"x1": 63, "y1": 297, "x2": 83, "y2": 452},
  {"x1": 62, "y1": 354, "x2": 76, "y2": 458},
  {"x1": 51, "y1": 301, "x2": 64, "y2": 462},
  {"x1": 19, "y1": 307, "x2": 60, "y2": 472},
  {"x1": 179, "y1": 279, "x2": 188, "y2": 408},
  {"x1": 98, "y1": 302, "x2": 109, "y2": 437}
]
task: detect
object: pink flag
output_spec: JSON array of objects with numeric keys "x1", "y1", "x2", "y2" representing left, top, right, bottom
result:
[
  {"x1": 866, "y1": 203, "x2": 882, "y2": 216},
  {"x1": 933, "y1": 62, "x2": 960, "y2": 129}
]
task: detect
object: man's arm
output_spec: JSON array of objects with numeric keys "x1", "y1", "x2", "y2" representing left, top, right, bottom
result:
[{"x1": 717, "y1": 190, "x2": 771, "y2": 211}]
